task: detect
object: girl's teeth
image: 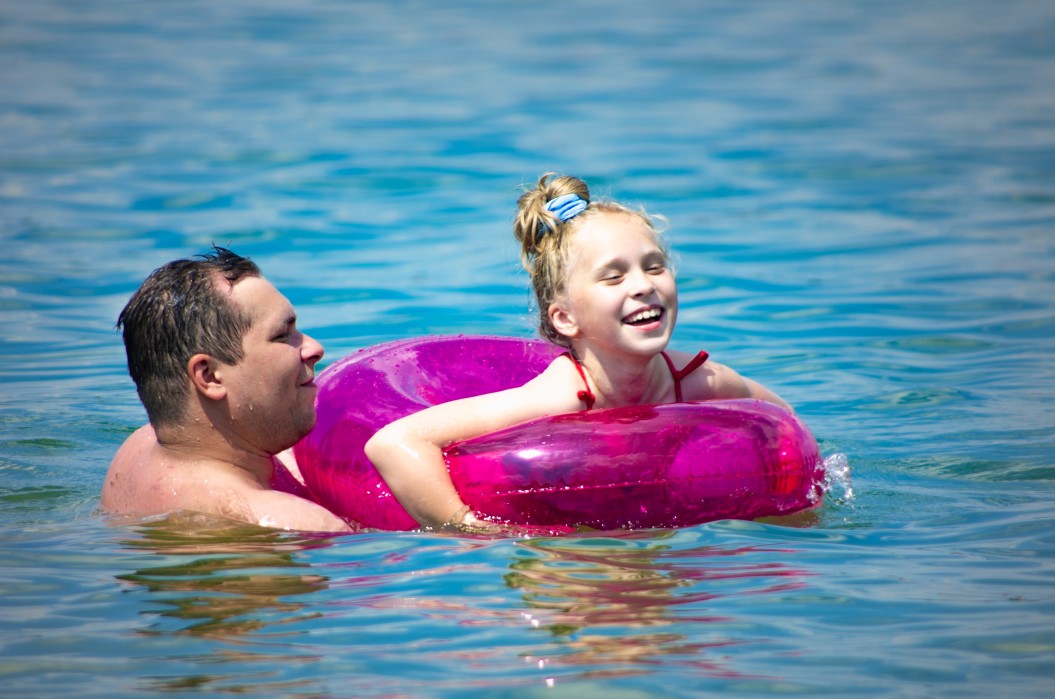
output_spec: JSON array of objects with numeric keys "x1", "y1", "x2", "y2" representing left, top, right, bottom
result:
[{"x1": 627, "y1": 308, "x2": 661, "y2": 324}]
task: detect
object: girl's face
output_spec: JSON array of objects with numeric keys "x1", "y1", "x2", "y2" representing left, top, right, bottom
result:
[{"x1": 549, "y1": 211, "x2": 677, "y2": 359}]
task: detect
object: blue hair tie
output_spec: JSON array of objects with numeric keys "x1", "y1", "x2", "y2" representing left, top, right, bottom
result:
[{"x1": 542, "y1": 193, "x2": 587, "y2": 234}]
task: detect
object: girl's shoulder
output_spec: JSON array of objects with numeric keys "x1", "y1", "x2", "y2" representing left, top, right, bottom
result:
[
  {"x1": 526, "y1": 353, "x2": 589, "y2": 408},
  {"x1": 664, "y1": 349, "x2": 793, "y2": 410},
  {"x1": 664, "y1": 349, "x2": 750, "y2": 402}
]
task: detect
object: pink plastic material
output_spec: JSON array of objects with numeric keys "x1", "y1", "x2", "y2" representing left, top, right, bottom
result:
[{"x1": 293, "y1": 335, "x2": 824, "y2": 531}]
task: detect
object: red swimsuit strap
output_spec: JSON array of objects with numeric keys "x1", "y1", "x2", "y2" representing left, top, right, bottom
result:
[
  {"x1": 660, "y1": 350, "x2": 710, "y2": 402},
  {"x1": 562, "y1": 352, "x2": 596, "y2": 410},
  {"x1": 565, "y1": 350, "x2": 709, "y2": 408}
]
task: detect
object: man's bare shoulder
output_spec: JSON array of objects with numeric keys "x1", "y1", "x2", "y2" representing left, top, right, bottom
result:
[
  {"x1": 103, "y1": 424, "x2": 157, "y2": 482},
  {"x1": 101, "y1": 424, "x2": 173, "y2": 513},
  {"x1": 101, "y1": 424, "x2": 354, "y2": 533}
]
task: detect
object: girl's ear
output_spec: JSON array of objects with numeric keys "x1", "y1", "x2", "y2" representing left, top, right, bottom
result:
[
  {"x1": 188, "y1": 353, "x2": 228, "y2": 401},
  {"x1": 549, "y1": 301, "x2": 580, "y2": 340}
]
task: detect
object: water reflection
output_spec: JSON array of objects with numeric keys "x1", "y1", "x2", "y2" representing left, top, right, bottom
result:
[
  {"x1": 507, "y1": 532, "x2": 808, "y2": 676},
  {"x1": 114, "y1": 514, "x2": 338, "y2": 693}
]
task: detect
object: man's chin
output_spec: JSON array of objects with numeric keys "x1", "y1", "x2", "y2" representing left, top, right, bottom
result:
[
  {"x1": 295, "y1": 413, "x2": 318, "y2": 440},
  {"x1": 266, "y1": 418, "x2": 317, "y2": 457}
]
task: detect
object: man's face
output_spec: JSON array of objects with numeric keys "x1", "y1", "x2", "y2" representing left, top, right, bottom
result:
[{"x1": 220, "y1": 276, "x2": 324, "y2": 456}]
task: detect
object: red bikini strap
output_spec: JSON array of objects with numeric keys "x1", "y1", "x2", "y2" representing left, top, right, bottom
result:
[
  {"x1": 562, "y1": 352, "x2": 596, "y2": 410},
  {"x1": 660, "y1": 350, "x2": 710, "y2": 402}
]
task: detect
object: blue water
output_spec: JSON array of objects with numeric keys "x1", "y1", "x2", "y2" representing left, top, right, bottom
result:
[{"x1": 2, "y1": 0, "x2": 1054, "y2": 696}]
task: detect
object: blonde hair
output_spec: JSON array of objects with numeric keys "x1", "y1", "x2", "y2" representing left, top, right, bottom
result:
[{"x1": 513, "y1": 173, "x2": 666, "y2": 347}]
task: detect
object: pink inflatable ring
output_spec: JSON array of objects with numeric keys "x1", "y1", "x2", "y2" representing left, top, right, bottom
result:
[{"x1": 293, "y1": 335, "x2": 825, "y2": 531}]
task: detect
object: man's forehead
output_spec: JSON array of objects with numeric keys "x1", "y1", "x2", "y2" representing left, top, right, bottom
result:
[
  {"x1": 222, "y1": 275, "x2": 293, "y2": 321},
  {"x1": 209, "y1": 268, "x2": 256, "y2": 292}
]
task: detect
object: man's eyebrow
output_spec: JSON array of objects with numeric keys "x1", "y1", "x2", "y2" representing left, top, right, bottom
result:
[{"x1": 268, "y1": 312, "x2": 296, "y2": 333}]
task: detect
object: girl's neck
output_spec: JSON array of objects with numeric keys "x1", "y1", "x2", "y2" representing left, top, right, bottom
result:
[{"x1": 572, "y1": 345, "x2": 670, "y2": 408}]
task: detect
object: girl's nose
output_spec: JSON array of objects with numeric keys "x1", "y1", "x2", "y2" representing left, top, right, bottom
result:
[{"x1": 630, "y1": 269, "x2": 655, "y2": 297}]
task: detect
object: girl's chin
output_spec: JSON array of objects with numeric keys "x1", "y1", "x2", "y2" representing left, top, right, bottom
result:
[{"x1": 619, "y1": 334, "x2": 672, "y2": 355}]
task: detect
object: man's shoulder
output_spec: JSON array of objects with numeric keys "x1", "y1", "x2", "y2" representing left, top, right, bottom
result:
[
  {"x1": 100, "y1": 424, "x2": 353, "y2": 533},
  {"x1": 101, "y1": 424, "x2": 245, "y2": 515},
  {"x1": 109, "y1": 424, "x2": 157, "y2": 469},
  {"x1": 100, "y1": 424, "x2": 159, "y2": 511}
]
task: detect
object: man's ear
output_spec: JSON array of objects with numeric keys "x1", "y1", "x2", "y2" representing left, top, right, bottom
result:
[
  {"x1": 549, "y1": 301, "x2": 580, "y2": 340},
  {"x1": 188, "y1": 353, "x2": 227, "y2": 401}
]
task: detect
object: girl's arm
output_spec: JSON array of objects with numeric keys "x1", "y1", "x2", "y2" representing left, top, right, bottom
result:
[{"x1": 364, "y1": 359, "x2": 579, "y2": 529}]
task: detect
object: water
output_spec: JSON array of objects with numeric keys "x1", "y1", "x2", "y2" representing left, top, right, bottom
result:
[{"x1": 1, "y1": 0, "x2": 1053, "y2": 696}]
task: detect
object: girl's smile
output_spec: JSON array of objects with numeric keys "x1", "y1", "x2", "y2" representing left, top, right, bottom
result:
[{"x1": 623, "y1": 304, "x2": 664, "y2": 329}]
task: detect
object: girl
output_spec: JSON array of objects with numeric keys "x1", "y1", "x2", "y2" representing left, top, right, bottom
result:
[{"x1": 365, "y1": 174, "x2": 791, "y2": 530}]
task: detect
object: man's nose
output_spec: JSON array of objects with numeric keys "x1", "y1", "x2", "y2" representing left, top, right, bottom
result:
[{"x1": 302, "y1": 333, "x2": 325, "y2": 363}]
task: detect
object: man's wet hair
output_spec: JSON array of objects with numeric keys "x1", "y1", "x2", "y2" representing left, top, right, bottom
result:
[{"x1": 118, "y1": 246, "x2": 260, "y2": 426}]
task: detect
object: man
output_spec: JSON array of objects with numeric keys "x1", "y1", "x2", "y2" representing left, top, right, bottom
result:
[{"x1": 101, "y1": 247, "x2": 353, "y2": 533}]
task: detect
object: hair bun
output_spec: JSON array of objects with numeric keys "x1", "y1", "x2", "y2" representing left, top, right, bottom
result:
[{"x1": 514, "y1": 174, "x2": 591, "y2": 258}]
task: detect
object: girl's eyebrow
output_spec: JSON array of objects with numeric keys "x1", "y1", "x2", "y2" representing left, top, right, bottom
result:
[
  {"x1": 592, "y1": 248, "x2": 665, "y2": 271},
  {"x1": 595, "y1": 256, "x2": 624, "y2": 268}
]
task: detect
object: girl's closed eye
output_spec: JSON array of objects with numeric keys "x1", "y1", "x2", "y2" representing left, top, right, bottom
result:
[
  {"x1": 596, "y1": 263, "x2": 629, "y2": 284},
  {"x1": 643, "y1": 254, "x2": 668, "y2": 274}
]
